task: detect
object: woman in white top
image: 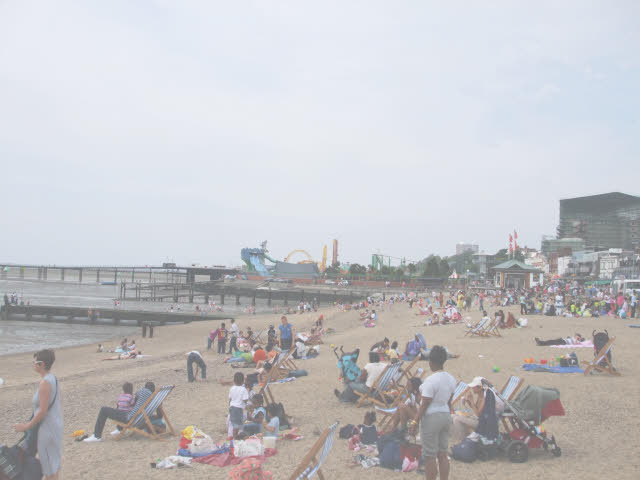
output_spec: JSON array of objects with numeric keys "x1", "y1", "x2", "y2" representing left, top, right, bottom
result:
[{"x1": 410, "y1": 345, "x2": 456, "y2": 480}]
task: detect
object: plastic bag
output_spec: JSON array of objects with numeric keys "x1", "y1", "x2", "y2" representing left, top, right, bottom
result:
[
  {"x1": 234, "y1": 438, "x2": 264, "y2": 458},
  {"x1": 189, "y1": 433, "x2": 214, "y2": 455}
]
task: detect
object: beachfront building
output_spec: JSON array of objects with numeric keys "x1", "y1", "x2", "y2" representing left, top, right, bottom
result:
[
  {"x1": 456, "y1": 243, "x2": 479, "y2": 256},
  {"x1": 541, "y1": 236, "x2": 586, "y2": 256},
  {"x1": 492, "y1": 260, "x2": 543, "y2": 289},
  {"x1": 556, "y1": 192, "x2": 640, "y2": 251}
]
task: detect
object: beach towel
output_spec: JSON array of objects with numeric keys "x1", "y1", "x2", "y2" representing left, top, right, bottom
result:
[
  {"x1": 550, "y1": 341, "x2": 594, "y2": 349},
  {"x1": 627, "y1": 324, "x2": 640, "y2": 328},
  {"x1": 193, "y1": 448, "x2": 277, "y2": 467},
  {"x1": 521, "y1": 364, "x2": 584, "y2": 373}
]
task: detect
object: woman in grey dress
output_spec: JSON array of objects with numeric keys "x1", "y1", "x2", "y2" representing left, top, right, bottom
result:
[{"x1": 14, "y1": 349, "x2": 63, "y2": 479}]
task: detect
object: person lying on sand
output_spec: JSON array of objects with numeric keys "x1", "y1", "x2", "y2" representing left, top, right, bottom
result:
[
  {"x1": 535, "y1": 333, "x2": 585, "y2": 346},
  {"x1": 102, "y1": 351, "x2": 142, "y2": 360}
]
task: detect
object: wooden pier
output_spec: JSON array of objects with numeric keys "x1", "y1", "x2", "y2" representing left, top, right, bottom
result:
[
  {"x1": 118, "y1": 281, "x2": 368, "y2": 306},
  {"x1": 0, "y1": 305, "x2": 233, "y2": 326}
]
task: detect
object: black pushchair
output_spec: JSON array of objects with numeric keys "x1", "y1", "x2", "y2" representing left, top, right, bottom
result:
[{"x1": 484, "y1": 379, "x2": 564, "y2": 463}]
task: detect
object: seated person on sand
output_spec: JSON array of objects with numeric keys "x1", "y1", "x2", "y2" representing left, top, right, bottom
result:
[
  {"x1": 383, "y1": 377, "x2": 423, "y2": 433},
  {"x1": 452, "y1": 376, "x2": 503, "y2": 443},
  {"x1": 242, "y1": 394, "x2": 266, "y2": 435},
  {"x1": 83, "y1": 382, "x2": 157, "y2": 442},
  {"x1": 334, "y1": 352, "x2": 388, "y2": 403},
  {"x1": 402, "y1": 336, "x2": 422, "y2": 361},
  {"x1": 535, "y1": 333, "x2": 585, "y2": 346}
]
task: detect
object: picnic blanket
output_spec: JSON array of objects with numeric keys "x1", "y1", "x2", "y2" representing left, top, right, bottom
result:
[
  {"x1": 521, "y1": 364, "x2": 584, "y2": 374},
  {"x1": 193, "y1": 448, "x2": 277, "y2": 467},
  {"x1": 550, "y1": 341, "x2": 594, "y2": 349}
]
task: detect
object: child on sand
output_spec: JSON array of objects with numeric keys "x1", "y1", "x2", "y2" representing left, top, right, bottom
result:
[
  {"x1": 110, "y1": 382, "x2": 135, "y2": 435},
  {"x1": 263, "y1": 403, "x2": 280, "y2": 438},
  {"x1": 229, "y1": 372, "x2": 249, "y2": 437},
  {"x1": 217, "y1": 323, "x2": 228, "y2": 354}
]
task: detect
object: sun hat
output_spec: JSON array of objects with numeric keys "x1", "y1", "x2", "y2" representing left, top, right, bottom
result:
[{"x1": 468, "y1": 376, "x2": 485, "y2": 388}]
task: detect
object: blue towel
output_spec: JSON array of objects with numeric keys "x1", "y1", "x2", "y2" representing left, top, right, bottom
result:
[
  {"x1": 627, "y1": 324, "x2": 640, "y2": 328},
  {"x1": 522, "y1": 364, "x2": 584, "y2": 373},
  {"x1": 177, "y1": 446, "x2": 230, "y2": 458}
]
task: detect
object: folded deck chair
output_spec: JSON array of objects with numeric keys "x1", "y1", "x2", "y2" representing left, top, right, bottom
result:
[
  {"x1": 113, "y1": 385, "x2": 175, "y2": 440},
  {"x1": 582, "y1": 336, "x2": 620, "y2": 376},
  {"x1": 355, "y1": 362, "x2": 403, "y2": 408},
  {"x1": 289, "y1": 422, "x2": 339, "y2": 480}
]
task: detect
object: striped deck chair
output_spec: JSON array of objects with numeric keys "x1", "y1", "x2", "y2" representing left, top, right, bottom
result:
[
  {"x1": 464, "y1": 317, "x2": 490, "y2": 337},
  {"x1": 500, "y1": 375, "x2": 524, "y2": 401},
  {"x1": 484, "y1": 318, "x2": 502, "y2": 337},
  {"x1": 378, "y1": 380, "x2": 469, "y2": 431},
  {"x1": 582, "y1": 336, "x2": 620, "y2": 376},
  {"x1": 289, "y1": 422, "x2": 339, "y2": 480},
  {"x1": 499, "y1": 376, "x2": 524, "y2": 431},
  {"x1": 277, "y1": 345, "x2": 299, "y2": 374},
  {"x1": 355, "y1": 362, "x2": 403, "y2": 408},
  {"x1": 113, "y1": 385, "x2": 175, "y2": 440},
  {"x1": 258, "y1": 356, "x2": 285, "y2": 404}
]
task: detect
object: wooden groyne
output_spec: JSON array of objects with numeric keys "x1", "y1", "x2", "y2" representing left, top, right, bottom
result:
[{"x1": 0, "y1": 305, "x2": 233, "y2": 326}]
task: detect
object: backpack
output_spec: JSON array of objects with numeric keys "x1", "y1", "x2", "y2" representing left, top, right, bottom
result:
[
  {"x1": 339, "y1": 424, "x2": 357, "y2": 439},
  {"x1": 379, "y1": 439, "x2": 402, "y2": 469},
  {"x1": 451, "y1": 438, "x2": 477, "y2": 463}
]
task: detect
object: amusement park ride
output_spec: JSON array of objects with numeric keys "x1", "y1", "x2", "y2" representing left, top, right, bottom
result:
[{"x1": 241, "y1": 240, "x2": 339, "y2": 277}]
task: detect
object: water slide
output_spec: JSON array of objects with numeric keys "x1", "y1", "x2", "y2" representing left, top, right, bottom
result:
[{"x1": 249, "y1": 254, "x2": 271, "y2": 277}]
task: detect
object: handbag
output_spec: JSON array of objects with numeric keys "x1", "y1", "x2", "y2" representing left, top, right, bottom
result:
[{"x1": 24, "y1": 376, "x2": 58, "y2": 456}]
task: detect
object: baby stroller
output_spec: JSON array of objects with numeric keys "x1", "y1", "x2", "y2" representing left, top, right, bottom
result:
[
  {"x1": 484, "y1": 379, "x2": 564, "y2": 463},
  {"x1": 333, "y1": 346, "x2": 361, "y2": 384}
]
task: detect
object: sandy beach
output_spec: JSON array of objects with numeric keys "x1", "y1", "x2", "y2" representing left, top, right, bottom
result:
[{"x1": 1, "y1": 303, "x2": 639, "y2": 480}]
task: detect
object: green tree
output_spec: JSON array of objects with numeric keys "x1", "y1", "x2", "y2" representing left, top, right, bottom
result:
[
  {"x1": 324, "y1": 265, "x2": 340, "y2": 277},
  {"x1": 439, "y1": 258, "x2": 451, "y2": 277},
  {"x1": 349, "y1": 263, "x2": 367, "y2": 275},
  {"x1": 408, "y1": 263, "x2": 417, "y2": 276}
]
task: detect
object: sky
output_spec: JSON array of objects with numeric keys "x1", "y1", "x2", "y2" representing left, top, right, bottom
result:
[{"x1": 1, "y1": 1, "x2": 639, "y2": 268}]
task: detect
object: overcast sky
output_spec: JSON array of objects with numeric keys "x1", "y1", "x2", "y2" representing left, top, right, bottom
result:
[{"x1": 1, "y1": 1, "x2": 638, "y2": 267}]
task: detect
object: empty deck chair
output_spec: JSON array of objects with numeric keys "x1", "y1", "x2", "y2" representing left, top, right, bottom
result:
[
  {"x1": 484, "y1": 317, "x2": 502, "y2": 337},
  {"x1": 113, "y1": 385, "x2": 175, "y2": 440},
  {"x1": 289, "y1": 422, "x2": 339, "y2": 480},
  {"x1": 582, "y1": 336, "x2": 620, "y2": 376},
  {"x1": 464, "y1": 316, "x2": 490, "y2": 337},
  {"x1": 500, "y1": 375, "x2": 524, "y2": 401},
  {"x1": 355, "y1": 362, "x2": 404, "y2": 408},
  {"x1": 499, "y1": 376, "x2": 524, "y2": 431}
]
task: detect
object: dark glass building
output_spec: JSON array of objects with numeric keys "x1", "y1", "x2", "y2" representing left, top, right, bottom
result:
[{"x1": 557, "y1": 192, "x2": 640, "y2": 250}]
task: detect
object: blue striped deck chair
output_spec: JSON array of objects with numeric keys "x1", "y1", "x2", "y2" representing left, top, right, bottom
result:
[
  {"x1": 582, "y1": 336, "x2": 620, "y2": 376},
  {"x1": 500, "y1": 376, "x2": 524, "y2": 401},
  {"x1": 355, "y1": 361, "x2": 403, "y2": 408},
  {"x1": 464, "y1": 317, "x2": 490, "y2": 337},
  {"x1": 499, "y1": 376, "x2": 524, "y2": 431},
  {"x1": 114, "y1": 385, "x2": 175, "y2": 440},
  {"x1": 290, "y1": 422, "x2": 339, "y2": 480}
]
